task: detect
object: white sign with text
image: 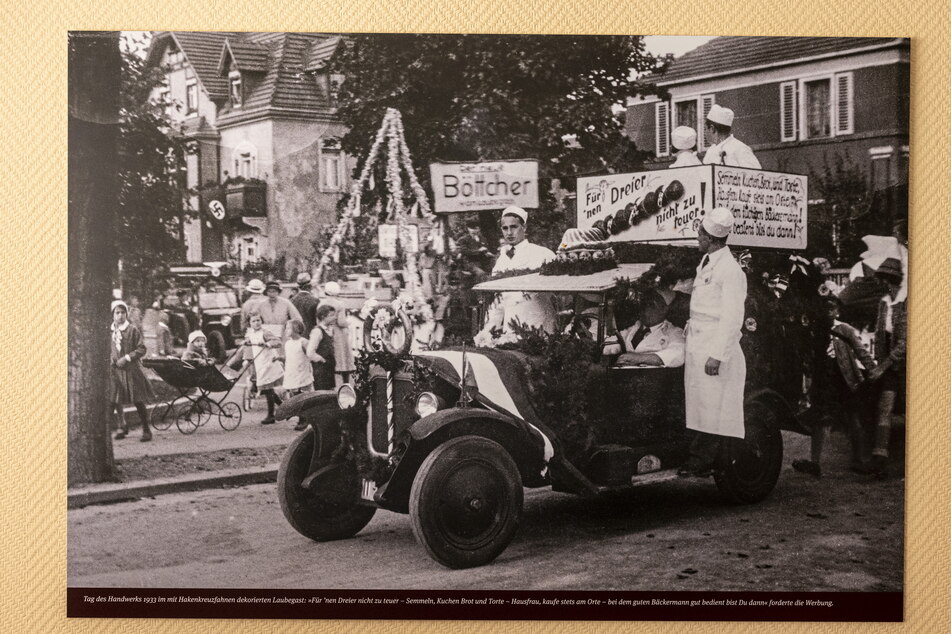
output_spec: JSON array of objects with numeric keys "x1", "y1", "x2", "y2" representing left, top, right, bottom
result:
[
  {"x1": 576, "y1": 165, "x2": 807, "y2": 249},
  {"x1": 430, "y1": 160, "x2": 539, "y2": 212}
]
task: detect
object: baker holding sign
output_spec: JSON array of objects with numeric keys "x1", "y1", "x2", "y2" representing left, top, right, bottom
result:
[{"x1": 680, "y1": 207, "x2": 747, "y2": 478}]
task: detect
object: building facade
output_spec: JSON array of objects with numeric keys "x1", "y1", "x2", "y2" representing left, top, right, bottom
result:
[
  {"x1": 626, "y1": 37, "x2": 910, "y2": 241},
  {"x1": 146, "y1": 32, "x2": 351, "y2": 274}
]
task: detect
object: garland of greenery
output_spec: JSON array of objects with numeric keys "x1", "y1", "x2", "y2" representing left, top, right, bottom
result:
[
  {"x1": 487, "y1": 266, "x2": 540, "y2": 281},
  {"x1": 540, "y1": 255, "x2": 618, "y2": 276}
]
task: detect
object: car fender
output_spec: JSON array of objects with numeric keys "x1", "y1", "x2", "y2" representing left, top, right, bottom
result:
[
  {"x1": 274, "y1": 390, "x2": 338, "y2": 421},
  {"x1": 375, "y1": 408, "x2": 548, "y2": 513},
  {"x1": 746, "y1": 388, "x2": 809, "y2": 435}
]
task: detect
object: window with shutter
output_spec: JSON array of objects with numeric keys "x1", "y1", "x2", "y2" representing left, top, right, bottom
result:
[
  {"x1": 780, "y1": 81, "x2": 797, "y2": 142},
  {"x1": 803, "y1": 79, "x2": 832, "y2": 139},
  {"x1": 700, "y1": 95, "x2": 715, "y2": 149},
  {"x1": 655, "y1": 102, "x2": 670, "y2": 157},
  {"x1": 835, "y1": 72, "x2": 854, "y2": 135}
]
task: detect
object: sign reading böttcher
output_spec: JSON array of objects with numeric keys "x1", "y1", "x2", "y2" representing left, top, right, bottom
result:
[
  {"x1": 430, "y1": 160, "x2": 539, "y2": 212},
  {"x1": 576, "y1": 165, "x2": 807, "y2": 250}
]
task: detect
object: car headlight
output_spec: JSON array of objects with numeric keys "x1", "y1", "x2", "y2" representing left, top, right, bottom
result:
[
  {"x1": 220, "y1": 315, "x2": 231, "y2": 326},
  {"x1": 337, "y1": 384, "x2": 357, "y2": 410},
  {"x1": 415, "y1": 392, "x2": 441, "y2": 418}
]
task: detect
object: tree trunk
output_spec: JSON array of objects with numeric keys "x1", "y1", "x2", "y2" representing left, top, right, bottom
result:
[{"x1": 68, "y1": 31, "x2": 120, "y2": 485}]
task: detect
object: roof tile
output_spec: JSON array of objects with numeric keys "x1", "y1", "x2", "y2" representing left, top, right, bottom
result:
[
  {"x1": 150, "y1": 32, "x2": 340, "y2": 120},
  {"x1": 652, "y1": 36, "x2": 907, "y2": 85},
  {"x1": 220, "y1": 39, "x2": 269, "y2": 74}
]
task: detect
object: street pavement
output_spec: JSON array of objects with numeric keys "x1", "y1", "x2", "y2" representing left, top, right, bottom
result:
[
  {"x1": 112, "y1": 397, "x2": 300, "y2": 460},
  {"x1": 68, "y1": 388, "x2": 302, "y2": 508},
  {"x1": 67, "y1": 430, "x2": 904, "y2": 591}
]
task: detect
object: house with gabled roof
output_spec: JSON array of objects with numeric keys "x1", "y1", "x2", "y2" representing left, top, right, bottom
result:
[
  {"x1": 146, "y1": 31, "x2": 350, "y2": 273},
  {"x1": 625, "y1": 36, "x2": 910, "y2": 242}
]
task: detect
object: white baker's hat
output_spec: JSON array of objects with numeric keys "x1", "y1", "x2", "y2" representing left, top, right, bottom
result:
[
  {"x1": 671, "y1": 126, "x2": 697, "y2": 150},
  {"x1": 702, "y1": 207, "x2": 735, "y2": 238},
  {"x1": 706, "y1": 104, "x2": 735, "y2": 127},
  {"x1": 501, "y1": 205, "x2": 528, "y2": 224}
]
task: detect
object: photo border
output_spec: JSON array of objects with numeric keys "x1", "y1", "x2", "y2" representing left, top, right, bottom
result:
[{"x1": 2, "y1": 0, "x2": 945, "y2": 631}]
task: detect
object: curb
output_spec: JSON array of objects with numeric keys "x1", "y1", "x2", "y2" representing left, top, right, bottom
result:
[{"x1": 67, "y1": 464, "x2": 280, "y2": 509}]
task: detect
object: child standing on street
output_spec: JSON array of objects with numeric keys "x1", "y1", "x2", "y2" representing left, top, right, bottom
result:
[
  {"x1": 243, "y1": 311, "x2": 284, "y2": 425},
  {"x1": 283, "y1": 319, "x2": 314, "y2": 396},
  {"x1": 110, "y1": 300, "x2": 155, "y2": 442},
  {"x1": 308, "y1": 304, "x2": 337, "y2": 390},
  {"x1": 793, "y1": 299, "x2": 876, "y2": 477},
  {"x1": 284, "y1": 319, "x2": 314, "y2": 431}
]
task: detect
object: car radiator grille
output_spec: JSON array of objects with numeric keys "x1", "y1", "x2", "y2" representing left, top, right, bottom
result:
[{"x1": 369, "y1": 374, "x2": 415, "y2": 455}]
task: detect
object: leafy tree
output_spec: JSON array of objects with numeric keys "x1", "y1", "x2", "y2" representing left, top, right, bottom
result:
[
  {"x1": 809, "y1": 153, "x2": 876, "y2": 266},
  {"x1": 117, "y1": 34, "x2": 190, "y2": 299},
  {"x1": 331, "y1": 34, "x2": 663, "y2": 250}
]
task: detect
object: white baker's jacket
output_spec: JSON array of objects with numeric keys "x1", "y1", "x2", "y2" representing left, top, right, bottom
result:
[
  {"x1": 685, "y1": 247, "x2": 748, "y2": 438},
  {"x1": 611, "y1": 320, "x2": 685, "y2": 367},
  {"x1": 482, "y1": 240, "x2": 557, "y2": 335},
  {"x1": 670, "y1": 151, "x2": 702, "y2": 168},
  {"x1": 703, "y1": 135, "x2": 761, "y2": 169}
]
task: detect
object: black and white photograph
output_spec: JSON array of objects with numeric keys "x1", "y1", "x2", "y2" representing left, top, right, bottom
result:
[{"x1": 67, "y1": 32, "x2": 908, "y2": 621}]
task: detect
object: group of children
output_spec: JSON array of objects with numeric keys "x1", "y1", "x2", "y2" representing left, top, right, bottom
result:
[
  {"x1": 233, "y1": 304, "x2": 340, "y2": 427},
  {"x1": 792, "y1": 256, "x2": 907, "y2": 479}
]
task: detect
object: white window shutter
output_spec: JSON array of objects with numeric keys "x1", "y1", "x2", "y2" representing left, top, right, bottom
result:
[
  {"x1": 655, "y1": 102, "x2": 670, "y2": 157},
  {"x1": 780, "y1": 81, "x2": 798, "y2": 142},
  {"x1": 835, "y1": 72, "x2": 854, "y2": 135},
  {"x1": 700, "y1": 95, "x2": 715, "y2": 149}
]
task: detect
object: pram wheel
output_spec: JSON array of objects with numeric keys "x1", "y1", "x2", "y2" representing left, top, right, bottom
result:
[
  {"x1": 177, "y1": 397, "x2": 213, "y2": 435},
  {"x1": 218, "y1": 402, "x2": 242, "y2": 431},
  {"x1": 153, "y1": 401, "x2": 175, "y2": 431}
]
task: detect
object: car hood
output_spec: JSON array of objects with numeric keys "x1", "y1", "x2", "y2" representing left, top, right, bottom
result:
[{"x1": 414, "y1": 347, "x2": 554, "y2": 462}]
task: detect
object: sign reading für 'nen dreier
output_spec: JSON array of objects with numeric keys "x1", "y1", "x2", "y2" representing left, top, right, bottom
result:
[
  {"x1": 430, "y1": 160, "x2": 539, "y2": 213},
  {"x1": 576, "y1": 165, "x2": 807, "y2": 250}
]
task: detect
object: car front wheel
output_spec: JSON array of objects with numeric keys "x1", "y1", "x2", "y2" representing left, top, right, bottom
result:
[
  {"x1": 714, "y1": 400, "x2": 784, "y2": 504},
  {"x1": 409, "y1": 435, "x2": 523, "y2": 569},
  {"x1": 278, "y1": 427, "x2": 376, "y2": 541}
]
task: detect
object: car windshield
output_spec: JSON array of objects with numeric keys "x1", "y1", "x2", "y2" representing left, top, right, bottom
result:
[{"x1": 198, "y1": 291, "x2": 238, "y2": 309}]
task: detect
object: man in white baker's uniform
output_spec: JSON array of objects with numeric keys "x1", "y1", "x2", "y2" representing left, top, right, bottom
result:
[
  {"x1": 669, "y1": 126, "x2": 702, "y2": 168},
  {"x1": 477, "y1": 206, "x2": 557, "y2": 340},
  {"x1": 679, "y1": 207, "x2": 748, "y2": 477},
  {"x1": 702, "y1": 105, "x2": 761, "y2": 169}
]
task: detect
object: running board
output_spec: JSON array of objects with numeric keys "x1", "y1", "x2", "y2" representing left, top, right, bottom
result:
[{"x1": 594, "y1": 468, "x2": 681, "y2": 494}]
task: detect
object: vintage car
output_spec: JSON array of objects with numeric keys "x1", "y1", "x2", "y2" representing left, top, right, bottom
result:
[
  {"x1": 275, "y1": 259, "x2": 811, "y2": 569},
  {"x1": 162, "y1": 274, "x2": 243, "y2": 362}
]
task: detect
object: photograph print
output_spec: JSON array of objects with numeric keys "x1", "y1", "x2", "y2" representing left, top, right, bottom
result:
[{"x1": 68, "y1": 31, "x2": 908, "y2": 621}]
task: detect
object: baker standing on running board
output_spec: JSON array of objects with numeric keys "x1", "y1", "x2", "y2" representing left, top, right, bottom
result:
[{"x1": 680, "y1": 207, "x2": 747, "y2": 477}]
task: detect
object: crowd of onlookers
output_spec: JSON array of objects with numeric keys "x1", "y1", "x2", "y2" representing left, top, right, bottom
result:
[{"x1": 106, "y1": 214, "x2": 908, "y2": 472}]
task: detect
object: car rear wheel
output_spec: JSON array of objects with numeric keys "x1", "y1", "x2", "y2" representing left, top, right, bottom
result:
[
  {"x1": 206, "y1": 330, "x2": 227, "y2": 364},
  {"x1": 278, "y1": 427, "x2": 376, "y2": 542},
  {"x1": 410, "y1": 435, "x2": 523, "y2": 569},
  {"x1": 714, "y1": 400, "x2": 784, "y2": 504}
]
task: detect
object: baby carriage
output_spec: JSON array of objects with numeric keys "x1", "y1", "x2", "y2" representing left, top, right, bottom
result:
[{"x1": 144, "y1": 354, "x2": 252, "y2": 435}]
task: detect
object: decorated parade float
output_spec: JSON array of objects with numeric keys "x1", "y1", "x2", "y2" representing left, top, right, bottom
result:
[{"x1": 276, "y1": 110, "x2": 840, "y2": 569}]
